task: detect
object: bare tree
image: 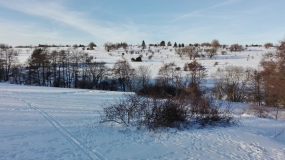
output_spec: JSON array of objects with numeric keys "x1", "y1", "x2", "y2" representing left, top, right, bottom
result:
[
  {"x1": 1, "y1": 49, "x2": 19, "y2": 81},
  {"x1": 184, "y1": 60, "x2": 207, "y2": 89},
  {"x1": 175, "y1": 48, "x2": 183, "y2": 57},
  {"x1": 247, "y1": 69, "x2": 263, "y2": 106},
  {"x1": 122, "y1": 42, "x2": 128, "y2": 52},
  {"x1": 88, "y1": 61, "x2": 109, "y2": 89},
  {"x1": 259, "y1": 39, "x2": 285, "y2": 119},
  {"x1": 183, "y1": 60, "x2": 207, "y2": 99},
  {"x1": 112, "y1": 59, "x2": 136, "y2": 92},
  {"x1": 229, "y1": 44, "x2": 243, "y2": 52},
  {"x1": 157, "y1": 62, "x2": 180, "y2": 88},
  {"x1": 104, "y1": 42, "x2": 114, "y2": 52},
  {"x1": 264, "y1": 42, "x2": 273, "y2": 49},
  {"x1": 205, "y1": 48, "x2": 217, "y2": 59},
  {"x1": 72, "y1": 44, "x2": 78, "y2": 49},
  {"x1": 89, "y1": 42, "x2": 96, "y2": 50},
  {"x1": 201, "y1": 42, "x2": 211, "y2": 47},
  {"x1": 70, "y1": 49, "x2": 85, "y2": 88},
  {"x1": 183, "y1": 46, "x2": 195, "y2": 60},
  {"x1": 180, "y1": 46, "x2": 201, "y2": 60},
  {"x1": 211, "y1": 39, "x2": 220, "y2": 49},
  {"x1": 136, "y1": 65, "x2": 152, "y2": 90},
  {"x1": 212, "y1": 65, "x2": 251, "y2": 102}
]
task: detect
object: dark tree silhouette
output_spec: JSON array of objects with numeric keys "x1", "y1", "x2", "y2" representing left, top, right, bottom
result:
[{"x1": 142, "y1": 40, "x2": 146, "y2": 49}]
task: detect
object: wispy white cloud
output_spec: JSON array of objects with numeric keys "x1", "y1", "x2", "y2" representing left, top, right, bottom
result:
[
  {"x1": 171, "y1": 0, "x2": 243, "y2": 23},
  {"x1": 0, "y1": 20, "x2": 61, "y2": 45},
  {"x1": 0, "y1": 0, "x2": 148, "y2": 44},
  {"x1": 0, "y1": 0, "x2": 283, "y2": 46}
]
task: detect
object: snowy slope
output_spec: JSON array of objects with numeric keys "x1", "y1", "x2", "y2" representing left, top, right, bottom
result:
[
  {"x1": 1, "y1": 83, "x2": 285, "y2": 159},
  {"x1": 16, "y1": 46, "x2": 276, "y2": 78}
]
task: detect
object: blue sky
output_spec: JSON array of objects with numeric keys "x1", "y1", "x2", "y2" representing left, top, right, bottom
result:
[{"x1": 0, "y1": 0, "x2": 284, "y2": 46}]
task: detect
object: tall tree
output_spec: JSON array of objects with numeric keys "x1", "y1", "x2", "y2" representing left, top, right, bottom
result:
[
  {"x1": 0, "y1": 47, "x2": 19, "y2": 81},
  {"x1": 113, "y1": 60, "x2": 136, "y2": 92},
  {"x1": 212, "y1": 65, "x2": 251, "y2": 102},
  {"x1": 26, "y1": 48, "x2": 50, "y2": 86},
  {"x1": 259, "y1": 39, "x2": 285, "y2": 119},
  {"x1": 142, "y1": 40, "x2": 146, "y2": 49},
  {"x1": 211, "y1": 39, "x2": 220, "y2": 49},
  {"x1": 136, "y1": 65, "x2": 152, "y2": 90}
]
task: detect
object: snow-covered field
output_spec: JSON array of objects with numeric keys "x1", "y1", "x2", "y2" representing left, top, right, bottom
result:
[
  {"x1": 1, "y1": 46, "x2": 285, "y2": 159},
  {"x1": 1, "y1": 82, "x2": 285, "y2": 160}
]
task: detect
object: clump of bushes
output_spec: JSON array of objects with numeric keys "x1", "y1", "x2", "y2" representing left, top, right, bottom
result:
[
  {"x1": 137, "y1": 84, "x2": 179, "y2": 98},
  {"x1": 100, "y1": 94, "x2": 235, "y2": 131},
  {"x1": 131, "y1": 56, "x2": 142, "y2": 62}
]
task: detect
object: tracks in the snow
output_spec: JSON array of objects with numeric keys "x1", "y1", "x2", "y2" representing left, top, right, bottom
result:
[{"x1": 12, "y1": 96, "x2": 106, "y2": 160}]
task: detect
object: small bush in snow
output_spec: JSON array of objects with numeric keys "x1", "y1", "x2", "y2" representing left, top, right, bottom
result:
[
  {"x1": 221, "y1": 51, "x2": 227, "y2": 55},
  {"x1": 248, "y1": 105, "x2": 269, "y2": 118}
]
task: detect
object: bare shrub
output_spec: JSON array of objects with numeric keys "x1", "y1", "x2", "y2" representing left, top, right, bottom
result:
[
  {"x1": 187, "y1": 94, "x2": 235, "y2": 127},
  {"x1": 221, "y1": 51, "x2": 227, "y2": 55},
  {"x1": 137, "y1": 83, "x2": 178, "y2": 98},
  {"x1": 144, "y1": 99, "x2": 188, "y2": 131},
  {"x1": 100, "y1": 94, "x2": 235, "y2": 131},
  {"x1": 248, "y1": 105, "x2": 269, "y2": 118},
  {"x1": 211, "y1": 66, "x2": 251, "y2": 102}
]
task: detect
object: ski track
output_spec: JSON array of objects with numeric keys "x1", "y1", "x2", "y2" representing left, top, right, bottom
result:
[{"x1": 11, "y1": 95, "x2": 106, "y2": 160}]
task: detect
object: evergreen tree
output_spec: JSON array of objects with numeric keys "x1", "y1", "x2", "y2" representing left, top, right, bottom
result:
[
  {"x1": 160, "y1": 41, "x2": 165, "y2": 46},
  {"x1": 174, "y1": 42, "x2": 177, "y2": 48},
  {"x1": 167, "y1": 41, "x2": 172, "y2": 46},
  {"x1": 142, "y1": 40, "x2": 146, "y2": 49}
]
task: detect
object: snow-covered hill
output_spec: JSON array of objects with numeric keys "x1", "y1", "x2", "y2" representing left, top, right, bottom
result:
[
  {"x1": 1, "y1": 45, "x2": 285, "y2": 159},
  {"x1": 16, "y1": 46, "x2": 275, "y2": 78}
]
